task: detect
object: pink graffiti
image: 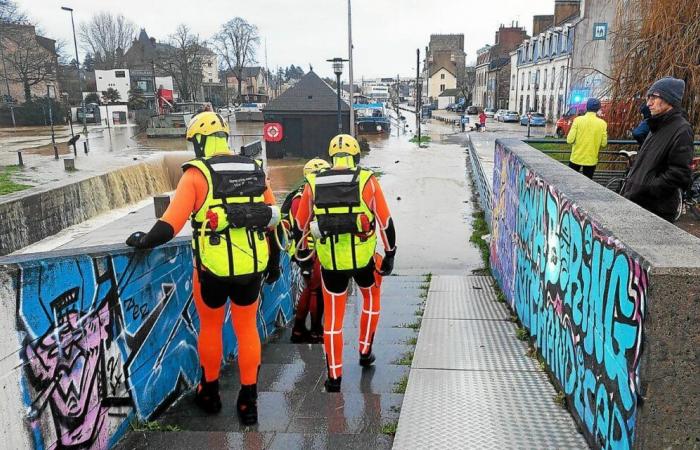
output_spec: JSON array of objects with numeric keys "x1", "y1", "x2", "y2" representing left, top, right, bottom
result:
[{"x1": 25, "y1": 293, "x2": 111, "y2": 449}]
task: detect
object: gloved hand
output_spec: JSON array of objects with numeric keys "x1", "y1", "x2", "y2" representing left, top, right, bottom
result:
[
  {"x1": 265, "y1": 263, "x2": 281, "y2": 284},
  {"x1": 378, "y1": 249, "x2": 396, "y2": 276},
  {"x1": 126, "y1": 231, "x2": 149, "y2": 249}
]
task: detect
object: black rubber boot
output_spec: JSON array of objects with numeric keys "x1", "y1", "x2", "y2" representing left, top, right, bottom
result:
[
  {"x1": 290, "y1": 320, "x2": 310, "y2": 343},
  {"x1": 236, "y1": 384, "x2": 258, "y2": 425},
  {"x1": 359, "y1": 334, "x2": 376, "y2": 367},
  {"x1": 324, "y1": 376, "x2": 342, "y2": 393},
  {"x1": 194, "y1": 376, "x2": 222, "y2": 414},
  {"x1": 359, "y1": 351, "x2": 376, "y2": 367}
]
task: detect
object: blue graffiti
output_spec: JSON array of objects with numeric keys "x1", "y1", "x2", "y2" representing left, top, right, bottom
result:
[
  {"x1": 490, "y1": 143, "x2": 648, "y2": 450},
  {"x1": 16, "y1": 243, "x2": 294, "y2": 450}
]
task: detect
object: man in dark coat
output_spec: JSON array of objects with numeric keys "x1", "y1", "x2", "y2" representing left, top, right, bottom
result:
[{"x1": 621, "y1": 77, "x2": 694, "y2": 222}]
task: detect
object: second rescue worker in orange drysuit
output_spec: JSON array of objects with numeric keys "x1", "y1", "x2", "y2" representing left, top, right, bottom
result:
[
  {"x1": 295, "y1": 134, "x2": 396, "y2": 392},
  {"x1": 125, "y1": 112, "x2": 280, "y2": 425}
]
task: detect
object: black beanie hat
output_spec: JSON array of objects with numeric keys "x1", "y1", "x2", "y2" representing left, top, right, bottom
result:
[{"x1": 647, "y1": 77, "x2": 685, "y2": 107}]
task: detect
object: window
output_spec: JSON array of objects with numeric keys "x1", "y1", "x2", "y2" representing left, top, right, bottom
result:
[
  {"x1": 551, "y1": 68, "x2": 555, "y2": 90},
  {"x1": 560, "y1": 66, "x2": 565, "y2": 88},
  {"x1": 519, "y1": 96, "x2": 523, "y2": 114},
  {"x1": 511, "y1": 75, "x2": 515, "y2": 90},
  {"x1": 440, "y1": 84, "x2": 445, "y2": 92},
  {"x1": 441, "y1": 73, "x2": 445, "y2": 80},
  {"x1": 521, "y1": 73, "x2": 524, "y2": 90},
  {"x1": 115, "y1": 70, "x2": 125, "y2": 78},
  {"x1": 527, "y1": 72, "x2": 530, "y2": 89},
  {"x1": 543, "y1": 69, "x2": 547, "y2": 90}
]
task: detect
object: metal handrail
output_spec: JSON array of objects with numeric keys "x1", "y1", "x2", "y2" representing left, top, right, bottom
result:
[{"x1": 523, "y1": 138, "x2": 700, "y2": 146}]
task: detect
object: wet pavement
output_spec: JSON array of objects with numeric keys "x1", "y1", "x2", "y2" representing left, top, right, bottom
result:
[{"x1": 115, "y1": 275, "x2": 426, "y2": 450}]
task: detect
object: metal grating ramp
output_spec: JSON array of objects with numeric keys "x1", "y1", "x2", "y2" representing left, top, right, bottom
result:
[{"x1": 393, "y1": 275, "x2": 588, "y2": 450}]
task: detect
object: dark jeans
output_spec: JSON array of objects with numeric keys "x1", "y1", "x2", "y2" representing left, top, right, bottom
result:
[{"x1": 568, "y1": 162, "x2": 596, "y2": 179}]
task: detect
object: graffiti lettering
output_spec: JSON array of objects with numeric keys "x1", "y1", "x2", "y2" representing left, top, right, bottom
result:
[{"x1": 490, "y1": 143, "x2": 648, "y2": 450}]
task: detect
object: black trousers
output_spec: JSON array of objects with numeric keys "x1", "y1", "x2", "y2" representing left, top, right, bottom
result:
[
  {"x1": 199, "y1": 271, "x2": 264, "y2": 307},
  {"x1": 569, "y1": 162, "x2": 596, "y2": 179},
  {"x1": 321, "y1": 259, "x2": 376, "y2": 294}
]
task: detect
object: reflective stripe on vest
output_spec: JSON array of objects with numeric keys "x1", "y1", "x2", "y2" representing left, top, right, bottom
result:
[
  {"x1": 183, "y1": 154, "x2": 269, "y2": 278},
  {"x1": 307, "y1": 167, "x2": 376, "y2": 271}
]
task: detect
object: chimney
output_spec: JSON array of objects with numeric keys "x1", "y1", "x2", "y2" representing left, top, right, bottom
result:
[
  {"x1": 533, "y1": 15, "x2": 555, "y2": 35},
  {"x1": 554, "y1": 0, "x2": 581, "y2": 26}
]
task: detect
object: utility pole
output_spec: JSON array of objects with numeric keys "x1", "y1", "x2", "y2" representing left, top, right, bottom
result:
[
  {"x1": 416, "y1": 48, "x2": 421, "y2": 146},
  {"x1": 347, "y1": 0, "x2": 355, "y2": 136},
  {"x1": 61, "y1": 6, "x2": 88, "y2": 150}
]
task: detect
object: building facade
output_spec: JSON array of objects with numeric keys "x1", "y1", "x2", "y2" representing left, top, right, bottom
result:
[
  {"x1": 425, "y1": 34, "x2": 466, "y2": 102},
  {"x1": 473, "y1": 45, "x2": 491, "y2": 108},
  {"x1": 509, "y1": 23, "x2": 574, "y2": 120},
  {"x1": 95, "y1": 69, "x2": 130, "y2": 102},
  {"x1": 0, "y1": 24, "x2": 59, "y2": 103}
]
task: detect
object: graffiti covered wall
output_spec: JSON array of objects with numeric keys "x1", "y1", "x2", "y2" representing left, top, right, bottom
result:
[
  {"x1": 490, "y1": 142, "x2": 648, "y2": 449},
  {"x1": 0, "y1": 241, "x2": 294, "y2": 450}
]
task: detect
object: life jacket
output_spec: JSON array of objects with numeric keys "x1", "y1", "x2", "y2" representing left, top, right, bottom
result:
[
  {"x1": 183, "y1": 154, "x2": 270, "y2": 278},
  {"x1": 307, "y1": 167, "x2": 376, "y2": 271}
]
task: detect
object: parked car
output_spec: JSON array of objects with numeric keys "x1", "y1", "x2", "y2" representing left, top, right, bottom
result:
[
  {"x1": 520, "y1": 112, "x2": 547, "y2": 126},
  {"x1": 554, "y1": 100, "x2": 632, "y2": 137},
  {"x1": 446, "y1": 103, "x2": 456, "y2": 111},
  {"x1": 494, "y1": 109, "x2": 507, "y2": 121},
  {"x1": 500, "y1": 111, "x2": 520, "y2": 123},
  {"x1": 455, "y1": 103, "x2": 466, "y2": 113},
  {"x1": 484, "y1": 108, "x2": 496, "y2": 118},
  {"x1": 467, "y1": 105, "x2": 479, "y2": 115}
]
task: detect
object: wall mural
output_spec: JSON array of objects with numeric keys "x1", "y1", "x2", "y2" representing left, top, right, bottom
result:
[
  {"x1": 11, "y1": 243, "x2": 293, "y2": 450},
  {"x1": 490, "y1": 143, "x2": 647, "y2": 450}
]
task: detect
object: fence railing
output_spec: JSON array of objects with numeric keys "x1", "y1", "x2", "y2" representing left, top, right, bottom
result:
[{"x1": 523, "y1": 138, "x2": 700, "y2": 186}]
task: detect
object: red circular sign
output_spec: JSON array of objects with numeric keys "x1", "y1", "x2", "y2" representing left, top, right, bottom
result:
[{"x1": 264, "y1": 122, "x2": 284, "y2": 142}]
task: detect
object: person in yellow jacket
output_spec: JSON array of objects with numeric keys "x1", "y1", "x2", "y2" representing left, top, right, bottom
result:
[{"x1": 566, "y1": 97, "x2": 608, "y2": 179}]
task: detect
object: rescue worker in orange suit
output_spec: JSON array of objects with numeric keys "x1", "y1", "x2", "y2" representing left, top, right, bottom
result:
[
  {"x1": 294, "y1": 134, "x2": 396, "y2": 392},
  {"x1": 286, "y1": 158, "x2": 331, "y2": 343},
  {"x1": 125, "y1": 111, "x2": 281, "y2": 425}
]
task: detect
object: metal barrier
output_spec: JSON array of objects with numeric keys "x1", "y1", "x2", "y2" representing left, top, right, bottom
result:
[{"x1": 523, "y1": 138, "x2": 700, "y2": 186}]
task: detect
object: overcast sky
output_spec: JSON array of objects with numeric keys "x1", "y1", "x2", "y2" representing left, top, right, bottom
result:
[{"x1": 21, "y1": 0, "x2": 553, "y2": 80}]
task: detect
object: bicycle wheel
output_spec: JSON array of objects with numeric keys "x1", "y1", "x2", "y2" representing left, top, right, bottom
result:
[
  {"x1": 605, "y1": 177, "x2": 625, "y2": 194},
  {"x1": 688, "y1": 174, "x2": 700, "y2": 220}
]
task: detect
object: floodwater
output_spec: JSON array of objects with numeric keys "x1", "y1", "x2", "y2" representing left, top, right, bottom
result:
[
  {"x1": 8, "y1": 111, "x2": 483, "y2": 277},
  {"x1": 360, "y1": 111, "x2": 482, "y2": 275}
]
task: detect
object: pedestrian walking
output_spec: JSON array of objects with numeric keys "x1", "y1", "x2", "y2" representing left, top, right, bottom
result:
[
  {"x1": 566, "y1": 97, "x2": 608, "y2": 179},
  {"x1": 294, "y1": 134, "x2": 397, "y2": 393},
  {"x1": 125, "y1": 111, "x2": 281, "y2": 425},
  {"x1": 622, "y1": 77, "x2": 694, "y2": 222}
]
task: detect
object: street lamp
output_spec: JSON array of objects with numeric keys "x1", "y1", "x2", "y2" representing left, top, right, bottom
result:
[
  {"x1": 327, "y1": 58, "x2": 348, "y2": 133},
  {"x1": 61, "y1": 6, "x2": 88, "y2": 151}
]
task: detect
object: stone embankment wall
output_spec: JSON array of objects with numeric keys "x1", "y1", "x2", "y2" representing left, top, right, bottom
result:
[
  {"x1": 0, "y1": 241, "x2": 296, "y2": 449},
  {"x1": 0, "y1": 160, "x2": 174, "y2": 256},
  {"x1": 483, "y1": 138, "x2": 700, "y2": 449}
]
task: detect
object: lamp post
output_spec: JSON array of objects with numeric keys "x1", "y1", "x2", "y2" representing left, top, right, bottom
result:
[
  {"x1": 61, "y1": 6, "x2": 88, "y2": 151},
  {"x1": 327, "y1": 57, "x2": 348, "y2": 133}
]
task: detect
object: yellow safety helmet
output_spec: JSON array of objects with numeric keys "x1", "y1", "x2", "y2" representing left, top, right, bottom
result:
[
  {"x1": 186, "y1": 111, "x2": 230, "y2": 141},
  {"x1": 328, "y1": 134, "x2": 361, "y2": 157},
  {"x1": 303, "y1": 158, "x2": 331, "y2": 177}
]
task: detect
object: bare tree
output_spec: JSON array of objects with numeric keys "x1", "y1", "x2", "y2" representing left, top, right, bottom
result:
[
  {"x1": 79, "y1": 12, "x2": 135, "y2": 70},
  {"x1": 158, "y1": 24, "x2": 204, "y2": 102},
  {"x1": 0, "y1": 0, "x2": 25, "y2": 24},
  {"x1": 1, "y1": 25, "x2": 58, "y2": 101},
  {"x1": 459, "y1": 66, "x2": 476, "y2": 105},
  {"x1": 213, "y1": 17, "x2": 259, "y2": 100},
  {"x1": 609, "y1": 0, "x2": 700, "y2": 136}
]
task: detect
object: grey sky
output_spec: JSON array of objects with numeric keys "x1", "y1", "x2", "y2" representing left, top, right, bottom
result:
[{"x1": 21, "y1": 0, "x2": 553, "y2": 80}]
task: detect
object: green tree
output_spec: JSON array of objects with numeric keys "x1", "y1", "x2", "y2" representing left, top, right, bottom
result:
[
  {"x1": 128, "y1": 86, "x2": 146, "y2": 110},
  {"x1": 101, "y1": 87, "x2": 120, "y2": 128},
  {"x1": 84, "y1": 92, "x2": 100, "y2": 104},
  {"x1": 82, "y1": 53, "x2": 95, "y2": 71}
]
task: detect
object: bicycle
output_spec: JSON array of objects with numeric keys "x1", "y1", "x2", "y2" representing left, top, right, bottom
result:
[
  {"x1": 606, "y1": 151, "x2": 700, "y2": 221},
  {"x1": 604, "y1": 150, "x2": 638, "y2": 194}
]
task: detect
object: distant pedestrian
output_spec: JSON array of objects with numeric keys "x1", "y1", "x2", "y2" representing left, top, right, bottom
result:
[
  {"x1": 478, "y1": 110, "x2": 487, "y2": 132},
  {"x1": 631, "y1": 104, "x2": 652, "y2": 145},
  {"x1": 622, "y1": 77, "x2": 693, "y2": 222},
  {"x1": 566, "y1": 97, "x2": 608, "y2": 179}
]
